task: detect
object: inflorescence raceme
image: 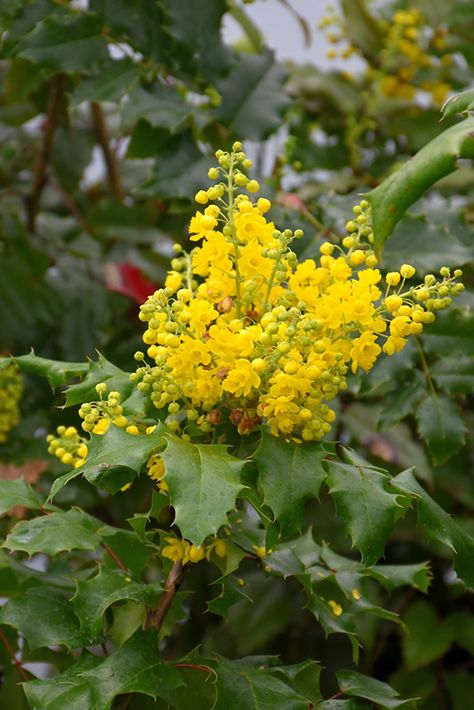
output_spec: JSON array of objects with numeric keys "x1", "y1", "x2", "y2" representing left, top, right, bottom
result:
[
  {"x1": 0, "y1": 364, "x2": 23, "y2": 443},
  {"x1": 129, "y1": 143, "x2": 462, "y2": 443}
]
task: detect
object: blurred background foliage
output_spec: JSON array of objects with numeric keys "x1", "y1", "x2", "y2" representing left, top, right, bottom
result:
[{"x1": 0, "y1": 0, "x2": 473, "y2": 707}]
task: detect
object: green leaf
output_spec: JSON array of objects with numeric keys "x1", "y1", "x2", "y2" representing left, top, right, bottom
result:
[
  {"x1": 367, "y1": 116, "x2": 474, "y2": 250},
  {"x1": 216, "y1": 50, "x2": 289, "y2": 140},
  {"x1": 17, "y1": 13, "x2": 108, "y2": 73},
  {"x1": 11, "y1": 351, "x2": 88, "y2": 388},
  {"x1": 161, "y1": 435, "x2": 245, "y2": 546},
  {"x1": 0, "y1": 587, "x2": 86, "y2": 650},
  {"x1": 336, "y1": 670, "x2": 416, "y2": 709},
  {"x1": 69, "y1": 58, "x2": 141, "y2": 105},
  {"x1": 64, "y1": 353, "x2": 132, "y2": 407},
  {"x1": 49, "y1": 425, "x2": 163, "y2": 500},
  {"x1": 443, "y1": 88, "x2": 474, "y2": 117},
  {"x1": 365, "y1": 563, "x2": 432, "y2": 593},
  {"x1": 447, "y1": 611, "x2": 474, "y2": 655},
  {"x1": 3, "y1": 509, "x2": 102, "y2": 555},
  {"x1": 72, "y1": 567, "x2": 162, "y2": 642},
  {"x1": 340, "y1": 0, "x2": 384, "y2": 62},
  {"x1": 122, "y1": 83, "x2": 192, "y2": 132},
  {"x1": 207, "y1": 575, "x2": 253, "y2": 617},
  {"x1": 390, "y1": 468, "x2": 474, "y2": 588},
  {"x1": 23, "y1": 654, "x2": 101, "y2": 710},
  {"x1": 137, "y1": 131, "x2": 213, "y2": 199},
  {"x1": 402, "y1": 600, "x2": 454, "y2": 670},
  {"x1": 430, "y1": 354, "x2": 474, "y2": 394},
  {"x1": 0, "y1": 478, "x2": 43, "y2": 516},
  {"x1": 326, "y1": 459, "x2": 406, "y2": 564},
  {"x1": 80, "y1": 628, "x2": 183, "y2": 708},
  {"x1": 254, "y1": 430, "x2": 326, "y2": 536},
  {"x1": 163, "y1": 0, "x2": 231, "y2": 81},
  {"x1": 214, "y1": 657, "x2": 310, "y2": 710},
  {"x1": 415, "y1": 394, "x2": 466, "y2": 465}
]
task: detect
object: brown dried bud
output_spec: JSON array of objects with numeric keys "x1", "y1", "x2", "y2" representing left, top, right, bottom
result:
[
  {"x1": 217, "y1": 296, "x2": 234, "y2": 313},
  {"x1": 207, "y1": 409, "x2": 222, "y2": 425},
  {"x1": 216, "y1": 367, "x2": 230, "y2": 381},
  {"x1": 230, "y1": 408, "x2": 243, "y2": 425}
]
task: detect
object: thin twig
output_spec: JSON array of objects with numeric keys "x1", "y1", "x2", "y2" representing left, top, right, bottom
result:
[
  {"x1": 102, "y1": 542, "x2": 128, "y2": 572},
  {"x1": 415, "y1": 336, "x2": 436, "y2": 396},
  {"x1": 146, "y1": 561, "x2": 184, "y2": 632},
  {"x1": 27, "y1": 75, "x2": 64, "y2": 231},
  {"x1": 0, "y1": 628, "x2": 29, "y2": 681},
  {"x1": 51, "y1": 175, "x2": 92, "y2": 232},
  {"x1": 90, "y1": 102, "x2": 124, "y2": 201}
]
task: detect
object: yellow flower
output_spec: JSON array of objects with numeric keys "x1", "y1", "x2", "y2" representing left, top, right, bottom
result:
[
  {"x1": 350, "y1": 332, "x2": 381, "y2": 373},
  {"x1": 222, "y1": 359, "x2": 261, "y2": 398}
]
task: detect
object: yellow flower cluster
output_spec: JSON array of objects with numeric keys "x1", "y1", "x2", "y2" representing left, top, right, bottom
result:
[
  {"x1": 0, "y1": 364, "x2": 23, "y2": 443},
  {"x1": 47, "y1": 425, "x2": 88, "y2": 468},
  {"x1": 320, "y1": 5, "x2": 452, "y2": 107},
  {"x1": 78, "y1": 383, "x2": 129, "y2": 433},
  {"x1": 131, "y1": 144, "x2": 462, "y2": 442},
  {"x1": 162, "y1": 535, "x2": 227, "y2": 565}
]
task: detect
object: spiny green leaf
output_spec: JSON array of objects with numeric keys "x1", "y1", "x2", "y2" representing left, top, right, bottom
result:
[
  {"x1": 11, "y1": 351, "x2": 88, "y2": 388},
  {"x1": 367, "y1": 116, "x2": 474, "y2": 250},
  {"x1": 365, "y1": 562, "x2": 432, "y2": 593},
  {"x1": 122, "y1": 83, "x2": 192, "y2": 131},
  {"x1": 430, "y1": 354, "x2": 474, "y2": 394},
  {"x1": 49, "y1": 425, "x2": 164, "y2": 500},
  {"x1": 326, "y1": 459, "x2": 406, "y2": 564},
  {"x1": 72, "y1": 567, "x2": 162, "y2": 642},
  {"x1": 390, "y1": 468, "x2": 474, "y2": 588},
  {"x1": 207, "y1": 574, "x2": 253, "y2": 617},
  {"x1": 254, "y1": 430, "x2": 326, "y2": 537},
  {"x1": 3, "y1": 509, "x2": 102, "y2": 555},
  {"x1": 64, "y1": 353, "x2": 132, "y2": 407},
  {"x1": 0, "y1": 587, "x2": 87, "y2": 651},
  {"x1": 443, "y1": 88, "x2": 474, "y2": 117},
  {"x1": 0, "y1": 478, "x2": 43, "y2": 516},
  {"x1": 402, "y1": 600, "x2": 454, "y2": 670},
  {"x1": 80, "y1": 628, "x2": 184, "y2": 709},
  {"x1": 415, "y1": 394, "x2": 466, "y2": 465},
  {"x1": 216, "y1": 50, "x2": 289, "y2": 140},
  {"x1": 23, "y1": 654, "x2": 101, "y2": 710},
  {"x1": 161, "y1": 435, "x2": 246, "y2": 546},
  {"x1": 213, "y1": 656, "x2": 311, "y2": 710},
  {"x1": 17, "y1": 12, "x2": 108, "y2": 73},
  {"x1": 68, "y1": 58, "x2": 141, "y2": 105},
  {"x1": 340, "y1": 0, "x2": 384, "y2": 62},
  {"x1": 336, "y1": 670, "x2": 416, "y2": 709}
]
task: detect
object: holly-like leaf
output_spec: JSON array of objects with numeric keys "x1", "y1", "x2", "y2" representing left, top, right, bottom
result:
[
  {"x1": 326, "y1": 459, "x2": 406, "y2": 564},
  {"x1": 10, "y1": 351, "x2": 88, "y2": 388},
  {"x1": 163, "y1": 0, "x2": 232, "y2": 81},
  {"x1": 72, "y1": 567, "x2": 163, "y2": 642},
  {"x1": 0, "y1": 587, "x2": 86, "y2": 650},
  {"x1": 430, "y1": 354, "x2": 474, "y2": 394},
  {"x1": 340, "y1": 0, "x2": 384, "y2": 62},
  {"x1": 17, "y1": 12, "x2": 108, "y2": 73},
  {"x1": 3, "y1": 509, "x2": 102, "y2": 555},
  {"x1": 336, "y1": 670, "x2": 416, "y2": 709},
  {"x1": 213, "y1": 656, "x2": 312, "y2": 710},
  {"x1": 69, "y1": 58, "x2": 141, "y2": 106},
  {"x1": 254, "y1": 430, "x2": 327, "y2": 537},
  {"x1": 161, "y1": 435, "x2": 245, "y2": 546},
  {"x1": 365, "y1": 562, "x2": 432, "y2": 593},
  {"x1": 216, "y1": 50, "x2": 289, "y2": 140},
  {"x1": 402, "y1": 600, "x2": 454, "y2": 670},
  {"x1": 367, "y1": 116, "x2": 474, "y2": 250},
  {"x1": 443, "y1": 88, "x2": 474, "y2": 117},
  {"x1": 48, "y1": 425, "x2": 163, "y2": 500},
  {"x1": 0, "y1": 478, "x2": 43, "y2": 516},
  {"x1": 80, "y1": 628, "x2": 183, "y2": 708},
  {"x1": 137, "y1": 130, "x2": 213, "y2": 199},
  {"x1": 23, "y1": 654, "x2": 102, "y2": 710},
  {"x1": 122, "y1": 83, "x2": 192, "y2": 131},
  {"x1": 415, "y1": 394, "x2": 466, "y2": 465},
  {"x1": 64, "y1": 353, "x2": 132, "y2": 407},
  {"x1": 390, "y1": 468, "x2": 474, "y2": 588}
]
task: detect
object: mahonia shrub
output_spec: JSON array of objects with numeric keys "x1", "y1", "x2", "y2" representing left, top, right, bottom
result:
[{"x1": 0, "y1": 364, "x2": 23, "y2": 443}]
